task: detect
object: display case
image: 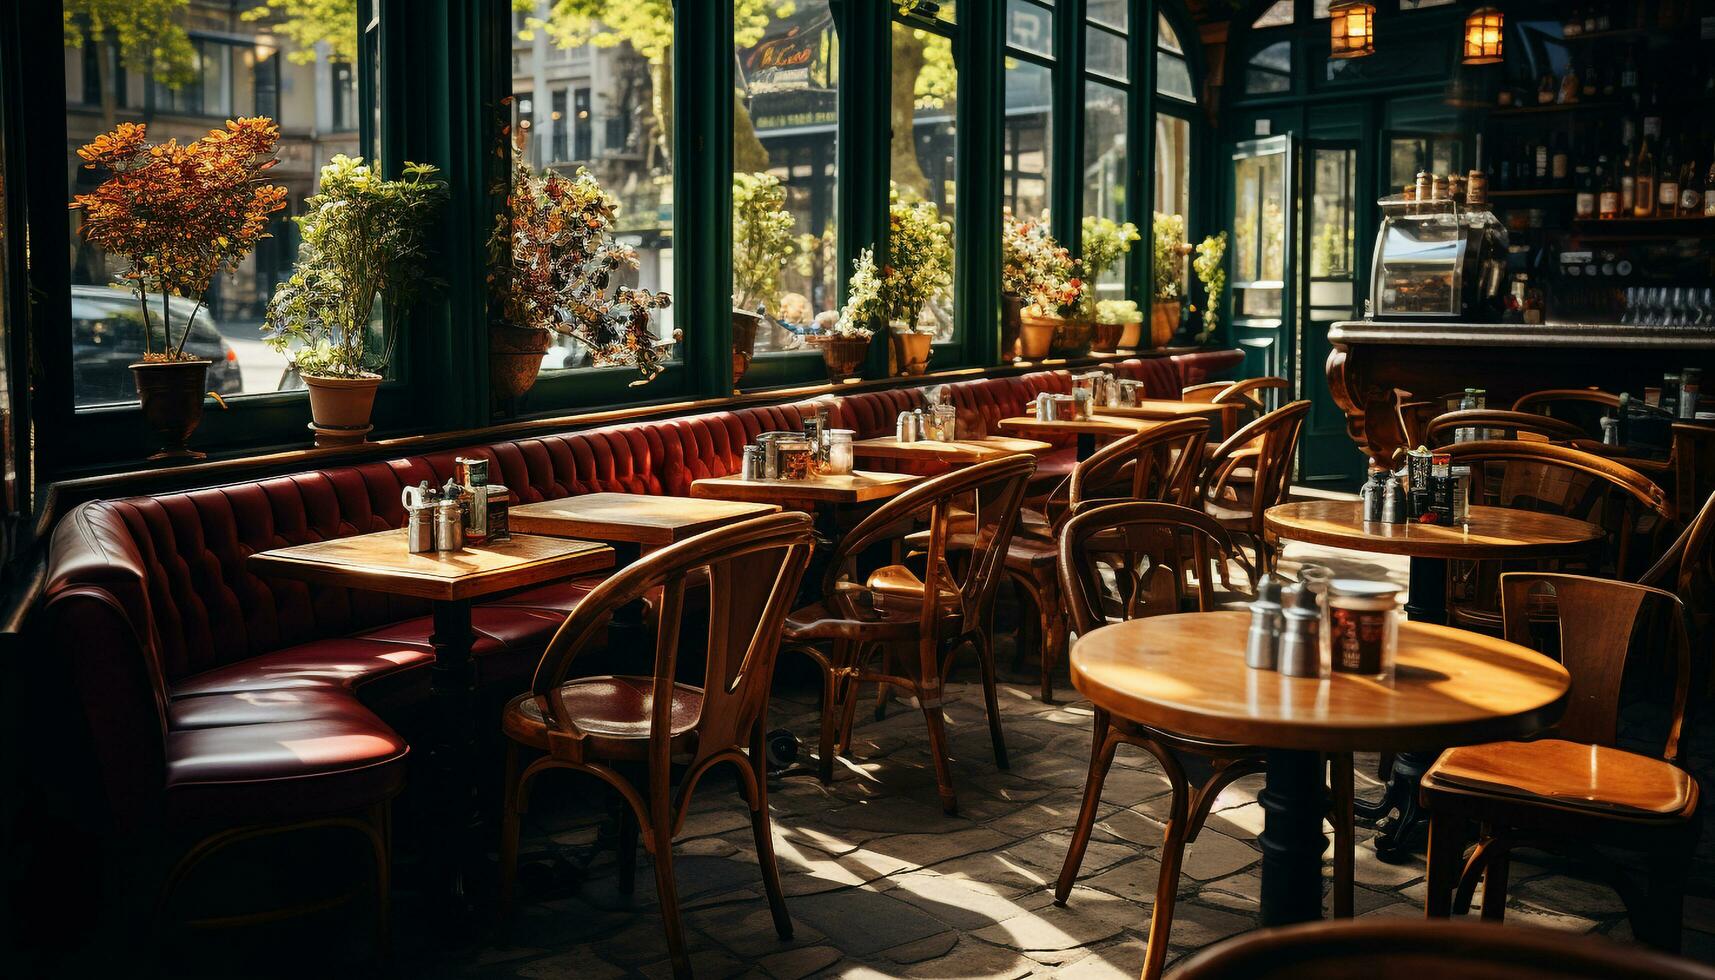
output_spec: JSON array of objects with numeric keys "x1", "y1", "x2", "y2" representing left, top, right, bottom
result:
[{"x1": 1369, "y1": 197, "x2": 1509, "y2": 322}]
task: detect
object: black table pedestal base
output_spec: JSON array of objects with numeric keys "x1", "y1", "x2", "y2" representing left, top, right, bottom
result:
[{"x1": 1258, "y1": 749, "x2": 1329, "y2": 925}]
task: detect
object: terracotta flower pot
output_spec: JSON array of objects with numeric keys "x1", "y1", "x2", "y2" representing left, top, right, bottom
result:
[
  {"x1": 810, "y1": 333, "x2": 871, "y2": 382},
  {"x1": 130, "y1": 359, "x2": 211, "y2": 461},
  {"x1": 1017, "y1": 312, "x2": 1058, "y2": 360},
  {"x1": 892, "y1": 329, "x2": 933, "y2": 376},
  {"x1": 490, "y1": 321, "x2": 553, "y2": 400},
  {"x1": 1051, "y1": 317, "x2": 1094, "y2": 357},
  {"x1": 1118, "y1": 320, "x2": 1143, "y2": 349},
  {"x1": 304, "y1": 374, "x2": 382, "y2": 432},
  {"x1": 1089, "y1": 321, "x2": 1125, "y2": 353},
  {"x1": 1150, "y1": 300, "x2": 1182, "y2": 349},
  {"x1": 1000, "y1": 293, "x2": 1024, "y2": 361},
  {"x1": 731, "y1": 309, "x2": 763, "y2": 385}
]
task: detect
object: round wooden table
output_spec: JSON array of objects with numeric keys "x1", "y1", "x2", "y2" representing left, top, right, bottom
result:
[
  {"x1": 1263, "y1": 499, "x2": 1603, "y2": 857},
  {"x1": 1071, "y1": 610, "x2": 1569, "y2": 928}
]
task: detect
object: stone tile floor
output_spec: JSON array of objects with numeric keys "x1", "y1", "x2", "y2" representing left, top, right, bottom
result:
[{"x1": 421, "y1": 539, "x2": 1715, "y2": 979}]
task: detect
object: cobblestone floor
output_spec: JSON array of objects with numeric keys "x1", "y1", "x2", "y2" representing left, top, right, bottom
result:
[{"x1": 423, "y1": 540, "x2": 1715, "y2": 979}]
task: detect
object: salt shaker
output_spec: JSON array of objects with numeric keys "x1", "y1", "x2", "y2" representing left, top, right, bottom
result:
[
  {"x1": 434, "y1": 493, "x2": 464, "y2": 552},
  {"x1": 1245, "y1": 575, "x2": 1283, "y2": 670},
  {"x1": 1381, "y1": 471, "x2": 1408, "y2": 524},
  {"x1": 1277, "y1": 584, "x2": 1322, "y2": 678},
  {"x1": 1360, "y1": 467, "x2": 1387, "y2": 522},
  {"x1": 896, "y1": 410, "x2": 920, "y2": 443}
]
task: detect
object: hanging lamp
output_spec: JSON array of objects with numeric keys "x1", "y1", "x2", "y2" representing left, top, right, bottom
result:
[
  {"x1": 1462, "y1": 7, "x2": 1505, "y2": 65},
  {"x1": 1329, "y1": 2, "x2": 1376, "y2": 60}
]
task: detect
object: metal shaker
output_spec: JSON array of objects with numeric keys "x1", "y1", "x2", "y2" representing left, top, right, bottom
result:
[
  {"x1": 1278, "y1": 584, "x2": 1322, "y2": 678},
  {"x1": 1360, "y1": 467, "x2": 1387, "y2": 522},
  {"x1": 896, "y1": 410, "x2": 920, "y2": 443},
  {"x1": 402, "y1": 481, "x2": 436, "y2": 554},
  {"x1": 741, "y1": 444, "x2": 764, "y2": 480},
  {"x1": 1381, "y1": 472, "x2": 1408, "y2": 524},
  {"x1": 1245, "y1": 575, "x2": 1283, "y2": 670},
  {"x1": 435, "y1": 494, "x2": 464, "y2": 552}
]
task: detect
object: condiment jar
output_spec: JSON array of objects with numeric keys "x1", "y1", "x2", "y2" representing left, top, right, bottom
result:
[
  {"x1": 435, "y1": 494, "x2": 464, "y2": 552},
  {"x1": 1328, "y1": 579, "x2": 1401, "y2": 680},
  {"x1": 825, "y1": 429, "x2": 855, "y2": 475},
  {"x1": 1245, "y1": 575, "x2": 1283, "y2": 671},
  {"x1": 1277, "y1": 584, "x2": 1322, "y2": 678},
  {"x1": 402, "y1": 481, "x2": 436, "y2": 554},
  {"x1": 1360, "y1": 467, "x2": 1388, "y2": 522}
]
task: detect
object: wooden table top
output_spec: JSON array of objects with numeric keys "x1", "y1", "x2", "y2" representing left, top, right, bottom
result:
[
  {"x1": 850, "y1": 436, "x2": 1053, "y2": 464},
  {"x1": 1095, "y1": 400, "x2": 1230, "y2": 421},
  {"x1": 508, "y1": 492, "x2": 780, "y2": 545},
  {"x1": 690, "y1": 470, "x2": 919, "y2": 505},
  {"x1": 998, "y1": 415, "x2": 1157, "y2": 439},
  {"x1": 1264, "y1": 499, "x2": 1605, "y2": 561},
  {"x1": 248, "y1": 530, "x2": 614, "y2": 602},
  {"x1": 1071, "y1": 610, "x2": 1569, "y2": 752}
]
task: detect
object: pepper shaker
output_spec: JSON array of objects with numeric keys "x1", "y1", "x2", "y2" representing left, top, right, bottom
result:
[
  {"x1": 1381, "y1": 471, "x2": 1408, "y2": 524},
  {"x1": 434, "y1": 494, "x2": 464, "y2": 552},
  {"x1": 1245, "y1": 575, "x2": 1283, "y2": 670},
  {"x1": 1277, "y1": 584, "x2": 1322, "y2": 678}
]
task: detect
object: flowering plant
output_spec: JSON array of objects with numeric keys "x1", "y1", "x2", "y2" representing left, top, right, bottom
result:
[
  {"x1": 882, "y1": 187, "x2": 953, "y2": 329},
  {"x1": 1095, "y1": 299, "x2": 1143, "y2": 325},
  {"x1": 1080, "y1": 216, "x2": 1140, "y2": 284},
  {"x1": 489, "y1": 132, "x2": 675, "y2": 382},
  {"x1": 1193, "y1": 232, "x2": 1228, "y2": 342},
  {"x1": 1152, "y1": 211, "x2": 1187, "y2": 302},
  {"x1": 1002, "y1": 210, "x2": 1085, "y2": 317},
  {"x1": 830, "y1": 248, "x2": 881, "y2": 339},
  {"x1": 732, "y1": 171, "x2": 796, "y2": 316},
  {"x1": 70, "y1": 118, "x2": 287, "y2": 361},
  {"x1": 262, "y1": 155, "x2": 446, "y2": 379}
]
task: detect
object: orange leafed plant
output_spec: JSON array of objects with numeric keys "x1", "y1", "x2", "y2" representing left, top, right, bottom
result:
[{"x1": 70, "y1": 117, "x2": 288, "y2": 360}]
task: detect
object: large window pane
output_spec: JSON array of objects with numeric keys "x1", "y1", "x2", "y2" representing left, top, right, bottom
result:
[
  {"x1": 1086, "y1": 26, "x2": 1128, "y2": 82},
  {"x1": 1245, "y1": 40, "x2": 1293, "y2": 95},
  {"x1": 511, "y1": 2, "x2": 675, "y2": 374},
  {"x1": 892, "y1": 24, "x2": 957, "y2": 341},
  {"x1": 1005, "y1": 0, "x2": 1054, "y2": 57},
  {"x1": 1003, "y1": 59, "x2": 1052, "y2": 221},
  {"x1": 1154, "y1": 113, "x2": 1193, "y2": 299},
  {"x1": 65, "y1": 2, "x2": 362, "y2": 407},
  {"x1": 1083, "y1": 81, "x2": 1129, "y2": 293},
  {"x1": 1087, "y1": 0, "x2": 1129, "y2": 32},
  {"x1": 735, "y1": 0, "x2": 838, "y2": 354}
]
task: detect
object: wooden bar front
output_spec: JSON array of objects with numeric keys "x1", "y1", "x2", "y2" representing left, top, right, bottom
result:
[{"x1": 1325, "y1": 320, "x2": 1715, "y2": 467}]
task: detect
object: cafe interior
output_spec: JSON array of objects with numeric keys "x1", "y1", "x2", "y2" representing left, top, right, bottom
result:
[{"x1": 4, "y1": 0, "x2": 1715, "y2": 976}]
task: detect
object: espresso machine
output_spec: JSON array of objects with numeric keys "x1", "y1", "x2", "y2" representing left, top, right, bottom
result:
[{"x1": 1368, "y1": 195, "x2": 1509, "y2": 322}]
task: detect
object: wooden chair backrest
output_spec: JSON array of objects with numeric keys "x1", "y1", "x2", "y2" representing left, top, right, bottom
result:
[
  {"x1": 1671, "y1": 422, "x2": 1715, "y2": 523},
  {"x1": 1184, "y1": 376, "x2": 1288, "y2": 424},
  {"x1": 1500, "y1": 572, "x2": 1690, "y2": 762},
  {"x1": 1057, "y1": 501, "x2": 1254, "y2": 634},
  {"x1": 1039, "y1": 417, "x2": 1209, "y2": 527},
  {"x1": 1513, "y1": 387, "x2": 1621, "y2": 413},
  {"x1": 1424, "y1": 409, "x2": 1588, "y2": 446},
  {"x1": 1642, "y1": 489, "x2": 1715, "y2": 649},
  {"x1": 530, "y1": 512, "x2": 816, "y2": 769},
  {"x1": 1205, "y1": 399, "x2": 1311, "y2": 524},
  {"x1": 832, "y1": 453, "x2": 1035, "y2": 638}
]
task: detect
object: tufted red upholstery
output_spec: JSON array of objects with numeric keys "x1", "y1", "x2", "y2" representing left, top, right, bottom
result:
[{"x1": 38, "y1": 353, "x2": 1241, "y2": 832}]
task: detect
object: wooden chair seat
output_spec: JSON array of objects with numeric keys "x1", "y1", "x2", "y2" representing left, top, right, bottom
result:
[
  {"x1": 503, "y1": 677, "x2": 703, "y2": 757},
  {"x1": 1426, "y1": 739, "x2": 1697, "y2": 819},
  {"x1": 783, "y1": 585, "x2": 949, "y2": 643},
  {"x1": 865, "y1": 564, "x2": 964, "y2": 613}
]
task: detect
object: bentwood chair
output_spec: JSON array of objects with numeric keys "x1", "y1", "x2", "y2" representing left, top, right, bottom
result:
[
  {"x1": 1644, "y1": 489, "x2": 1715, "y2": 693},
  {"x1": 1004, "y1": 418, "x2": 1211, "y2": 702},
  {"x1": 498, "y1": 513, "x2": 815, "y2": 979},
  {"x1": 1432, "y1": 440, "x2": 1674, "y2": 631},
  {"x1": 1424, "y1": 408, "x2": 1590, "y2": 446},
  {"x1": 1182, "y1": 376, "x2": 1288, "y2": 433},
  {"x1": 1052, "y1": 501, "x2": 1355, "y2": 980},
  {"x1": 1421, "y1": 573, "x2": 1701, "y2": 953},
  {"x1": 782, "y1": 454, "x2": 1035, "y2": 813},
  {"x1": 1204, "y1": 399, "x2": 1310, "y2": 574},
  {"x1": 1173, "y1": 919, "x2": 1715, "y2": 980}
]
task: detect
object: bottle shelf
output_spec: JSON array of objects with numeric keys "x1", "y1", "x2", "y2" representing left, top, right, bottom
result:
[
  {"x1": 1488, "y1": 188, "x2": 1575, "y2": 198},
  {"x1": 1489, "y1": 100, "x2": 1625, "y2": 117}
]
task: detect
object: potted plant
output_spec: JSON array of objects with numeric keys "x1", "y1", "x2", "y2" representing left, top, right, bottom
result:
[
  {"x1": 1002, "y1": 212, "x2": 1087, "y2": 359},
  {"x1": 732, "y1": 171, "x2": 796, "y2": 385},
  {"x1": 1192, "y1": 231, "x2": 1228, "y2": 345},
  {"x1": 70, "y1": 118, "x2": 288, "y2": 460},
  {"x1": 262, "y1": 155, "x2": 445, "y2": 441},
  {"x1": 1080, "y1": 216, "x2": 1139, "y2": 352},
  {"x1": 1096, "y1": 299, "x2": 1145, "y2": 351},
  {"x1": 1151, "y1": 211, "x2": 1193, "y2": 348},
  {"x1": 816, "y1": 248, "x2": 880, "y2": 381},
  {"x1": 882, "y1": 189, "x2": 952, "y2": 376},
  {"x1": 488, "y1": 141, "x2": 676, "y2": 398}
]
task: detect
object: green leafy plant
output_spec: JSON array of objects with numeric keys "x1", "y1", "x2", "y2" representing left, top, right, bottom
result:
[
  {"x1": 882, "y1": 186, "x2": 953, "y2": 328},
  {"x1": 262, "y1": 155, "x2": 445, "y2": 379},
  {"x1": 1151, "y1": 211, "x2": 1186, "y2": 302},
  {"x1": 1095, "y1": 299, "x2": 1143, "y2": 325},
  {"x1": 1079, "y1": 216, "x2": 1140, "y2": 283},
  {"x1": 731, "y1": 171, "x2": 796, "y2": 316},
  {"x1": 1193, "y1": 232, "x2": 1228, "y2": 342},
  {"x1": 831, "y1": 248, "x2": 881, "y2": 339}
]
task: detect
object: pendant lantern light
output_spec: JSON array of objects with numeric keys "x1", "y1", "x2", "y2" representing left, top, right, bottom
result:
[
  {"x1": 1462, "y1": 7, "x2": 1505, "y2": 65},
  {"x1": 1329, "y1": 2, "x2": 1376, "y2": 60}
]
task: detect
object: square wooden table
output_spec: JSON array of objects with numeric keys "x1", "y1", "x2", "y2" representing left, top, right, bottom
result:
[
  {"x1": 1096, "y1": 399, "x2": 1239, "y2": 437},
  {"x1": 249, "y1": 530, "x2": 614, "y2": 905},
  {"x1": 997, "y1": 414, "x2": 1158, "y2": 460},
  {"x1": 850, "y1": 435, "x2": 1053, "y2": 466},
  {"x1": 509, "y1": 492, "x2": 781, "y2": 548},
  {"x1": 690, "y1": 470, "x2": 919, "y2": 505}
]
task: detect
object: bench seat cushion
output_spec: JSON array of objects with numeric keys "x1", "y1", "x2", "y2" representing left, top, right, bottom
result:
[{"x1": 166, "y1": 710, "x2": 408, "y2": 821}]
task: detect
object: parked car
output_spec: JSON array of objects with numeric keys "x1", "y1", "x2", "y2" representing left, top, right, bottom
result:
[{"x1": 71, "y1": 285, "x2": 244, "y2": 406}]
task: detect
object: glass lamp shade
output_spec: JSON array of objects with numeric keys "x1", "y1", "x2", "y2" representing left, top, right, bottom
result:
[
  {"x1": 1329, "y1": 2, "x2": 1376, "y2": 60},
  {"x1": 1462, "y1": 7, "x2": 1504, "y2": 65}
]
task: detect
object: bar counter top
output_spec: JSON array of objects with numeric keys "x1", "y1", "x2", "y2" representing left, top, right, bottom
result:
[{"x1": 1329, "y1": 320, "x2": 1715, "y2": 350}]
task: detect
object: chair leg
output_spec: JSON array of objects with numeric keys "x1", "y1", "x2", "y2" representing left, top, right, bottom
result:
[
  {"x1": 1034, "y1": 580, "x2": 1058, "y2": 703},
  {"x1": 1329, "y1": 753, "x2": 1355, "y2": 919},
  {"x1": 919, "y1": 680, "x2": 959, "y2": 815},
  {"x1": 972, "y1": 631, "x2": 1009, "y2": 771},
  {"x1": 1142, "y1": 776, "x2": 1193, "y2": 980},
  {"x1": 367, "y1": 802, "x2": 392, "y2": 964},
  {"x1": 1054, "y1": 713, "x2": 1122, "y2": 904},
  {"x1": 1424, "y1": 811, "x2": 1465, "y2": 918},
  {"x1": 648, "y1": 816, "x2": 691, "y2": 980},
  {"x1": 1479, "y1": 843, "x2": 1510, "y2": 922},
  {"x1": 747, "y1": 725, "x2": 793, "y2": 941},
  {"x1": 1639, "y1": 843, "x2": 1688, "y2": 953},
  {"x1": 498, "y1": 742, "x2": 524, "y2": 913},
  {"x1": 616, "y1": 798, "x2": 640, "y2": 897},
  {"x1": 816, "y1": 644, "x2": 846, "y2": 784}
]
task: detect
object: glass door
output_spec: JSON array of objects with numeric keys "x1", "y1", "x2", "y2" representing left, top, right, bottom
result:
[
  {"x1": 1299, "y1": 139, "x2": 1363, "y2": 485},
  {"x1": 1229, "y1": 135, "x2": 1293, "y2": 394}
]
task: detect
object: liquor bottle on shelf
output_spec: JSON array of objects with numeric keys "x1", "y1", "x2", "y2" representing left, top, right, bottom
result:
[
  {"x1": 1558, "y1": 65, "x2": 1581, "y2": 104},
  {"x1": 1575, "y1": 161, "x2": 1596, "y2": 219},
  {"x1": 1535, "y1": 139, "x2": 1550, "y2": 186},
  {"x1": 1496, "y1": 143, "x2": 1514, "y2": 192},
  {"x1": 1621, "y1": 138, "x2": 1637, "y2": 212},
  {"x1": 1581, "y1": 61, "x2": 1599, "y2": 100},
  {"x1": 1538, "y1": 71, "x2": 1557, "y2": 105},
  {"x1": 1563, "y1": 7, "x2": 1584, "y2": 38},
  {"x1": 1635, "y1": 135, "x2": 1657, "y2": 218},
  {"x1": 1705, "y1": 139, "x2": 1715, "y2": 217},
  {"x1": 1552, "y1": 134, "x2": 1571, "y2": 187},
  {"x1": 1659, "y1": 139, "x2": 1681, "y2": 217},
  {"x1": 1682, "y1": 150, "x2": 1704, "y2": 218},
  {"x1": 1599, "y1": 156, "x2": 1621, "y2": 219}
]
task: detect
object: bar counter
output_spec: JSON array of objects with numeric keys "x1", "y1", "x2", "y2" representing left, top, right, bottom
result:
[{"x1": 1325, "y1": 320, "x2": 1715, "y2": 467}]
